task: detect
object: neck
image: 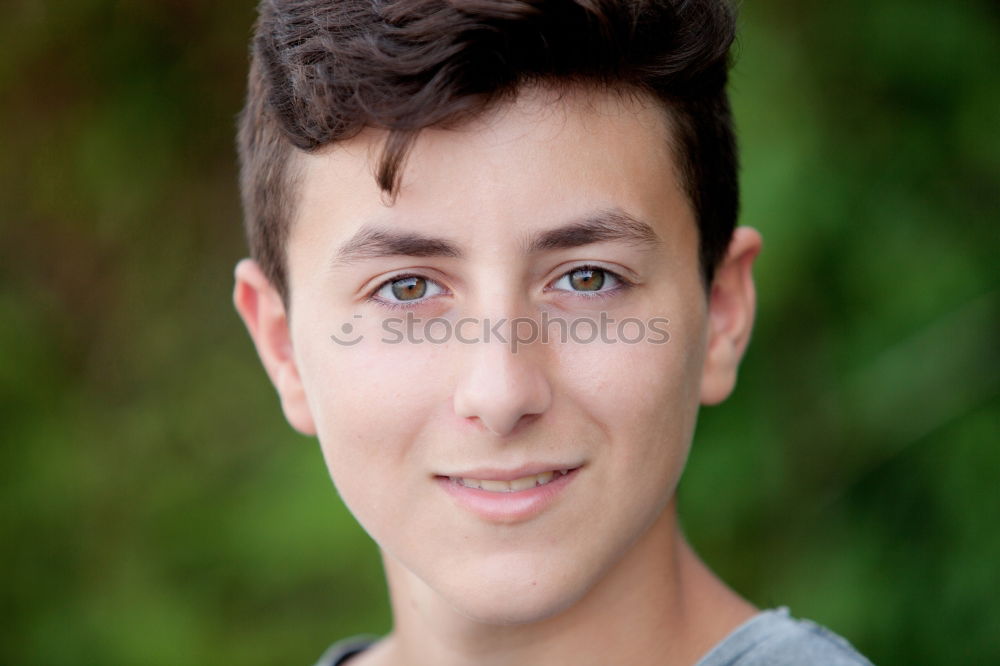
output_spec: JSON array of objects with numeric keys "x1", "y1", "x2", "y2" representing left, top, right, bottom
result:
[{"x1": 368, "y1": 499, "x2": 756, "y2": 666}]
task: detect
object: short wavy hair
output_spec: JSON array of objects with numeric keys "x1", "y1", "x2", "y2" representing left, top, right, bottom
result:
[{"x1": 238, "y1": 0, "x2": 740, "y2": 304}]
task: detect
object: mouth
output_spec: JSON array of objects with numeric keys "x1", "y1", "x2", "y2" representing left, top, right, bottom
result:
[
  {"x1": 434, "y1": 465, "x2": 583, "y2": 523},
  {"x1": 445, "y1": 468, "x2": 574, "y2": 492}
]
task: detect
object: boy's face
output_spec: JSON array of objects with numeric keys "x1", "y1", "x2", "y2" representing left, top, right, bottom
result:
[{"x1": 235, "y1": 85, "x2": 759, "y2": 624}]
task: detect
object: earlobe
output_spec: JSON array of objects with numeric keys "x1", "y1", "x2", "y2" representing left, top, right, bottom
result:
[
  {"x1": 700, "y1": 227, "x2": 762, "y2": 406},
  {"x1": 232, "y1": 259, "x2": 317, "y2": 435}
]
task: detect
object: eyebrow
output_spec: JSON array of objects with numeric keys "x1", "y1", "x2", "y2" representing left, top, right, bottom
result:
[{"x1": 329, "y1": 208, "x2": 662, "y2": 269}]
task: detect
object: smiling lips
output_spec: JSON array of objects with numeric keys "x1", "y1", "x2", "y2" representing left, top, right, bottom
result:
[
  {"x1": 449, "y1": 469, "x2": 572, "y2": 492},
  {"x1": 436, "y1": 465, "x2": 582, "y2": 523}
]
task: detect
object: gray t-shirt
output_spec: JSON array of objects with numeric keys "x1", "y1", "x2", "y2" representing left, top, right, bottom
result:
[
  {"x1": 314, "y1": 607, "x2": 873, "y2": 665},
  {"x1": 694, "y1": 607, "x2": 872, "y2": 665}
]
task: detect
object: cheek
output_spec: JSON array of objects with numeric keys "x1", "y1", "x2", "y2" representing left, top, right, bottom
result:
[
  {"x1": 296, "y1": 329, "x2": 451, "y2": 521},
  {"x1": 557, "y1": 308, "x2": 706, "y2": 492}
]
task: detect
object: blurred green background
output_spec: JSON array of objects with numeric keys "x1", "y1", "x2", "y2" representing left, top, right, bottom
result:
[{"x1": 2, "y1": 0, "x2": 997, "y2": 663}]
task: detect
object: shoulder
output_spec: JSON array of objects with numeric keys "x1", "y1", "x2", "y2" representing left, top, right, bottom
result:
[
  {"x1": 312, "y1": 609, "x2": 872, "y2": 666},
  {"x1": 695, "y1": 607, "x2": 873, "y2": 666},
  {"x1": 312, "y1": 634, "x2": 378, "y2": 666}
]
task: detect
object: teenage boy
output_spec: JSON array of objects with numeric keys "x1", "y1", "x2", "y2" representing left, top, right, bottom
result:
[{"x1": 233, "y1": 1, "x2": 873, "y2": 664}]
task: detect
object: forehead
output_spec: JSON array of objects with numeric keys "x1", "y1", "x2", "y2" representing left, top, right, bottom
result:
[{"x1": 288, "y1": 84, "x2": 692, "y2": 259}]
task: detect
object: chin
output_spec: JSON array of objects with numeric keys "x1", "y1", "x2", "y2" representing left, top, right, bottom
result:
[
  {"x1": 434, "y1": 555, "x2": 596, "y2": 626},
  {"x1": 447, "y1": 587, "x2": 585, "y2": 626}
]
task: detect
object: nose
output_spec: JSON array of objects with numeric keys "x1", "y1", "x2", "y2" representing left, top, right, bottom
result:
[{"x1": 452, "y1": 322, "x2": 553, "y2": 437}]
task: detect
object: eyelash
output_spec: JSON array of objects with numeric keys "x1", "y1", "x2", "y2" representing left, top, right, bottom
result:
[{"x1": 367, "y1": 265, "x2": 633, "y2": 311}]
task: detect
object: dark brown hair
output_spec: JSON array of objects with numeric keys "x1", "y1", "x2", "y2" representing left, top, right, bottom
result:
[{"x1": 238, "y1": 0, "x2": 739, "y2": 303}]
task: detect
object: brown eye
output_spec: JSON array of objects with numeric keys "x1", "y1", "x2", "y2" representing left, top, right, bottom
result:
[
  {"x1": 372, "y1": 273, "x2": 446, "y2": 309},
  {"x1": 551, "y1": 265, "x2": 628, "y2": 297},
  {"x1": 390, "y1": 276, "x2": 427, "y2": 301},
  {"x1": 568, "y1": 268, "x2": 605, "y2": 292}
]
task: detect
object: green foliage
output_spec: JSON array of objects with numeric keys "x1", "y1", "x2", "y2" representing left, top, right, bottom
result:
[{"x1": 2, "y1": 1, "x2": 997, "y2": 663}]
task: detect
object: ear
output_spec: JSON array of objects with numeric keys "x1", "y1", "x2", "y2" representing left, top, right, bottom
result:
[
  {"x1": 700, "y1": 227, "x2": 763, "y2": 406},
  {"x1": 232, "y1": 258, "x2": 317, "y2": 435}
]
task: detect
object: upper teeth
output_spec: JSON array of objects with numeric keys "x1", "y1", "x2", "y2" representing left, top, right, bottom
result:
[{"x1": 452, "y1": 469, "x2": 570, "y2": 492}]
